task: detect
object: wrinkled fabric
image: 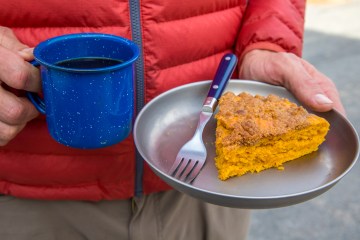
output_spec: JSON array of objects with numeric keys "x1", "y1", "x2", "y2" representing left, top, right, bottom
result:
[
  {"x1": 0, "y1": 190, "x2": 250, "y2": 240},
  {"x1": 0, "y1": 0, "x2": 305, "y2": 200}
]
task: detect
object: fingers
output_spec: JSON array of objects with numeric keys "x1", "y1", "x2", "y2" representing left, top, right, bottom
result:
[
  {"x1": 0, "y1": 27, "x2": 40, "y2": 146},
  {"x1": 0, "y1": 121, "x2": 27, "y2": 146},
  {"x1": 0, "y1": 86, "x2": 39, "y2": 124},
  {"x1": 304, "y1": 64, "x2": 345, "y2": 114},
  {"x1": 0, "y1": 86, "x2": 39, "y2": 146},
  {"x1": 0, "y1": 27, "x2": 40, "y2": 92},
  {"x1": 280, "y1": 55, "x2": 345, "y2": 114},
  {"x1": 240, "y1": 50, "x2": 346, "y2": 115},
  {"x1": 0, "y1": 26, "x2": 30, "y2": 52},
  {"x1": 0, "y1": 45, "x2": 41, "y2": 92},
  {"x1": 319, "y1": 88, "x2": 345, "y2": 115},
  {"x1": 280, "y1": 55, "x2": 332, "y2": 110}
]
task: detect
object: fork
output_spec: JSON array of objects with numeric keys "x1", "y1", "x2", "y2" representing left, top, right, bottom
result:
[{"x1": 169, "y1": 53, "x2": 238, "y2": 183}]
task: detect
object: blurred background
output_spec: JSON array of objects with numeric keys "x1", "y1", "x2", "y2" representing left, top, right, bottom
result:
[{"x1": 248, "y1": 0, "x2": 360, "y2": 239}]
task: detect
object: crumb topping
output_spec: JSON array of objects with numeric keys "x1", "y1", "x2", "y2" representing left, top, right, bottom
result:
[{"x1": 215, "y1": 92, "x2": 311, "y2": 146}]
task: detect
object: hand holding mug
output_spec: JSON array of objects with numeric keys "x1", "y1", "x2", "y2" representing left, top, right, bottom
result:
[
  {"x1": 0, "y1": 28, "x2": 140, "y2": 149},
  {"x1": 0, "y1": 26, "x2": 40, "y2": 146}
]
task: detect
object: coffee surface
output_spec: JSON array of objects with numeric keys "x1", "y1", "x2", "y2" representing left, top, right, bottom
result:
[{"x1": 56, "y1": 57, "x2": 122, "y2": 69}]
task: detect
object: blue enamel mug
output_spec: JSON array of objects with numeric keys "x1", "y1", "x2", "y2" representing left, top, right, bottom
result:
[{"x1": 27, "y1": 33, "x2": 139, "y2": 149}]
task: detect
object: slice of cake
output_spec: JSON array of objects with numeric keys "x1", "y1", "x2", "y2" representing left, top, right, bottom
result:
[{"x1": 214, "y1": 92, "x2": 330, "y2": 180}]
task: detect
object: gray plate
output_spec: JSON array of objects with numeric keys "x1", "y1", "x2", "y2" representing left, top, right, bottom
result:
[{"x1": 134, "y1": 80, "x2": 359, "y2": 209}]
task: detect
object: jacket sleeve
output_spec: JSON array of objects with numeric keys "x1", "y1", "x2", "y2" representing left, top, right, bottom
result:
[{"x1": 236, "y1": 0, "x2": 306, "y2": 61}]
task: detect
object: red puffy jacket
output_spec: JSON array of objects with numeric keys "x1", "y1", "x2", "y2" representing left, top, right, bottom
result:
[{"x1": 0, "y1": 0, "x2": 305, "y2": 200}]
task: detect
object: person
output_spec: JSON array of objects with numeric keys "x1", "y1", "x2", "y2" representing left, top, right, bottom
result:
[{"x1": 0, "y1": 0, "x2": 345, "y2": 239}]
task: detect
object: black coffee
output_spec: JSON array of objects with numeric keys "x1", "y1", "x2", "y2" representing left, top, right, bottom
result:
[{"x1": 55, "y1": 57, "x2": 123, "y2": 69}]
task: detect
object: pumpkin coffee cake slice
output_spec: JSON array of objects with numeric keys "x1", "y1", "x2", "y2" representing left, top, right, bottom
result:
[{"x1": 214, "y1": 92, "x2": 330, "y2": 181}]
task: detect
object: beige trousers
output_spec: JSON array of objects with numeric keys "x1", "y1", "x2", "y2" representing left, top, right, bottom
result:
[{"x1": 0, "y1": 190, "x2": 250, "y2": 240}]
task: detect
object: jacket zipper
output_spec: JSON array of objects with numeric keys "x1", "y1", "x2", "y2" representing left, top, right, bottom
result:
[{"x1": 129, "y1": 0, "x2": 144, "y2": 197}]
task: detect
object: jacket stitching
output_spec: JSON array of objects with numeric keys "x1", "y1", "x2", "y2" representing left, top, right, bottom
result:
[
  {"x1": 150, "y1": 5, "x2": 241, "y2": 25},
  {"x1": 289, "y1": 0, "x2": 304, "y2": 17}
]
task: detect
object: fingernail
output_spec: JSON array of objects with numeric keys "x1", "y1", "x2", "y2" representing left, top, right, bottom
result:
[
  {"x1": 314, "y1": 94, "x2": 333, "y2": 105},
  {"x1": 18, "y1": 48, "x2": 33, "y2": 57},
  {"x1": 19, "y1": 47, "x2": 33, "y2": 53},
  {"x1": 18, "y1": 48, "x2": 34, "y2": 60}
]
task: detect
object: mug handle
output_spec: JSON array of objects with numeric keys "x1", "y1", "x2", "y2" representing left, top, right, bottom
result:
[{"x1": 26, "y1": 60, "x2": 46, "y2": 114}]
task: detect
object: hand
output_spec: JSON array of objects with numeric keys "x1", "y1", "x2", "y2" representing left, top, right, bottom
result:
[
  {"x1": 0, "y1": 26, "x2": 41, "y2": 146},
  {"x1": 239, "y1": 49, "x2": 346, "y2": 115}
]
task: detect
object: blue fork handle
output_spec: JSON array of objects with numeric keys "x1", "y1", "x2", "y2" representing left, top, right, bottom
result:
[{"x1": 202, "y1": 53, "x2": 238, "y2": 112}]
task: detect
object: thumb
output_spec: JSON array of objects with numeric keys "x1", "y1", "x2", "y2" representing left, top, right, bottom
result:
[
  {"x1": 285, "y1": 72, "x2": 333, "y2": 112},
  {"x1": 280, "y1": 57, "x2": 344, "y2": 114},
  {"x1": 17, "y1": 47, "x2": 35, "y2": 61}
]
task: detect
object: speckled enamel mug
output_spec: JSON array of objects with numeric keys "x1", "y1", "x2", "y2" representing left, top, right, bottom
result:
[{"x1": 27, "y1": 33, "x2": 139, "y2": 149}]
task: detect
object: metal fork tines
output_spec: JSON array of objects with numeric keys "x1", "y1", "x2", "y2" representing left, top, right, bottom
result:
[
  {"x1": 169, "y1": 53, "x2": 238, "y2": 183},
  {"x1": 169, "y1": 111, "x2": 212, "y2": 183}
]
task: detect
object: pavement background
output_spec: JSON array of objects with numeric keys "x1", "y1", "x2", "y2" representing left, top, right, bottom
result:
[{"x1": 248, "y1": 1, "x2": 360, "y2": 239}]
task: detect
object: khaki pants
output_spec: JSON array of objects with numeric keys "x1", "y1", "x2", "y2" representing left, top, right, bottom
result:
[{"x1": 0, "y1": 190, "x2": 250, "y2": 240}]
